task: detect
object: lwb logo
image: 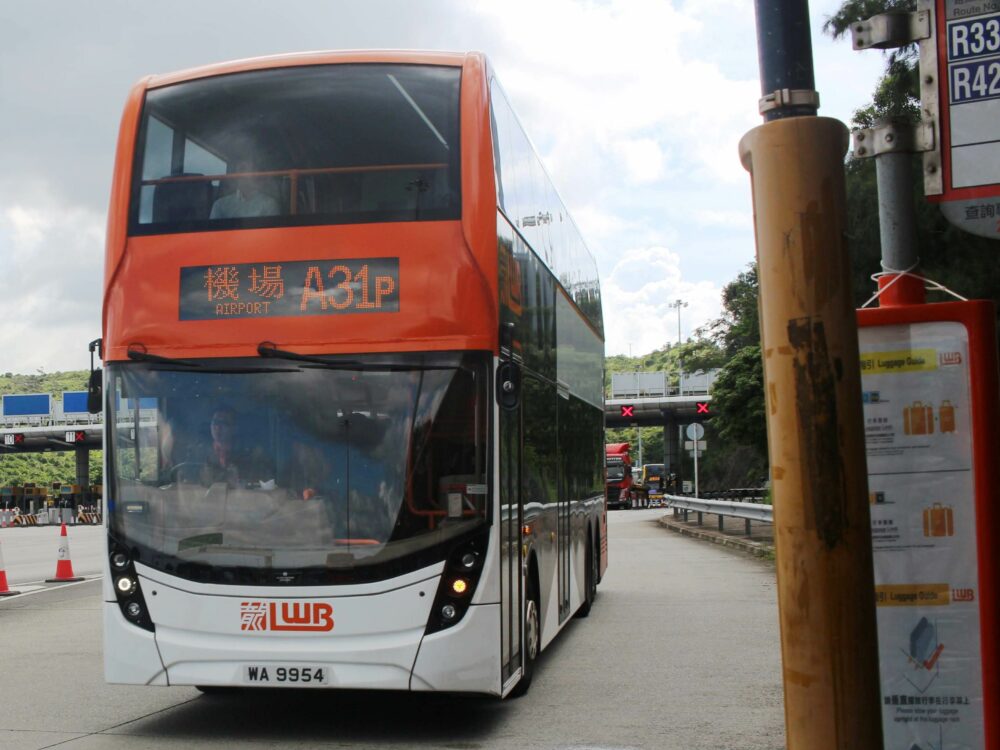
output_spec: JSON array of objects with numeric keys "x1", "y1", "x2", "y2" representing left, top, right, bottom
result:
[{"x1": 240, "y1": 601, "x2": 334, "y2": 632}]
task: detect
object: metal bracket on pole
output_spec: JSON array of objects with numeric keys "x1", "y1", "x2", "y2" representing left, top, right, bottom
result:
[
  {"x1": 850, "y1": 1, "x2": 942, "y2": 195},
  {"x1": 852, "y1": 120, "x2": 935, "y2": 159},
  {"x1": 850, "y1": 10, "x2": 930, "y2": 49},
  {"x1": 758, "y1": 88, "x2": 821, "y2": 117}
]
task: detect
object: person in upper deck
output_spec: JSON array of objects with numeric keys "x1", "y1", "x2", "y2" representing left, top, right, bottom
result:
[{"x1": 210, "y1": 157, "x2": 282, "y2": 219}]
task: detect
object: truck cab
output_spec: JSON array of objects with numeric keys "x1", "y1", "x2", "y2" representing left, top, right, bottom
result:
[{"x1": 605, "y1": 443, "x2": 633, "y2": 510}]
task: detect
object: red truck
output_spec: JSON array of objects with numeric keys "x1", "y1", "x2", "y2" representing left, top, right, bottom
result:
[{"x1": 605, "y1": 443, "x2": 633, "y2": 510}]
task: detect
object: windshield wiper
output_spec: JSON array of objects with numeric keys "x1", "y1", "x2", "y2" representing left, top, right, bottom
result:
[
  {"x1": 127, "y1": 345, "x2": 200, "y2": 367},
  {"x1": 258, "y1": 342, "x2": 363, "y2": 367},
  {"x1": 258, "y1": 342, "x2": 459, "y2": 372}
]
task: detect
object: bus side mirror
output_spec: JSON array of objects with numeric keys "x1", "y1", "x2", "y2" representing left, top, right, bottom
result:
[
  {"x1": 87, "y1": 368, "x2": 103, "y2": 414},
  {"x1": 87, "y1": 338, "x2": 103, "y2": 414},
  {"x1": 496, "y1": 361, "x2": 521, "y2": 410}
]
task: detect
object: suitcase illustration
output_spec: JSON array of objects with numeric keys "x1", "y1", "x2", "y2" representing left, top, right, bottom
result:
[
  {"x1": 923, "y1": 503, "x2": 954, "y2": 537},
  {"x1": 939, "y1": 400, "x2": 956, "y2": 433},
  {"x1": 903, "y1": 401, "x2": 934, "y2": 435}
]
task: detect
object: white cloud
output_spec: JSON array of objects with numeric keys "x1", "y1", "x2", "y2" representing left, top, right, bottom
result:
[
  {"x1": 613, "y1": 139, "x2": 665, "y2": 185},
  {"x1": 601, "y1": 246, "x2": 722, "y2": 356},
  {"x1": 0, "y1": 202, "x2": 104, "y2": 373}
]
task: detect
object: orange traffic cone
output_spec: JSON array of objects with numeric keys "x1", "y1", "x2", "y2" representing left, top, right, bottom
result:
[
  {"x1": 46, "y1": 523, "x2": 84, "y2": 582},
  {"x1": 0, "y1": 536, "x2": 21, "y2": 596}
]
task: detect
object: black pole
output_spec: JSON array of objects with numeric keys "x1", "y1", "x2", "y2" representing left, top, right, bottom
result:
[{"x1": 754, "y1": 0, "x2": 819, "y2": 120}]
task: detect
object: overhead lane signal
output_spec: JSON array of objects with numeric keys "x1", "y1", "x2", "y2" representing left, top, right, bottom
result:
[
  {"x1": 1, "y1": 433, "x2": 25, "y2": 448},
  {"x1": 620, "y1": 405, "x2": 635, "y2": 418}
]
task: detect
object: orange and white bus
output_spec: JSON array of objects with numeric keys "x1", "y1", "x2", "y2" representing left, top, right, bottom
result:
[{"x1": 97, "y1": 50, "x2": 606, "y2": 697}]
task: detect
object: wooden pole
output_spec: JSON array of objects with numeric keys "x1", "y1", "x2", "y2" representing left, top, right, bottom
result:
[{"x1": 740, "y1": 117, "x2": 883, "y2": 749}]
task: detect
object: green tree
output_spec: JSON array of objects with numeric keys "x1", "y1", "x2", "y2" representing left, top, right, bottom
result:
[{"x1": 706, "y1": 265, "x2": 769, "y2": 483}]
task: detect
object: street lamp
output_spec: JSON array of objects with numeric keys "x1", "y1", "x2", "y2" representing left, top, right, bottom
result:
[
  {"x1": 667, "y1": 299, "x2": 688, "y2": 346},
  {"x1": 668, "y1": 299, "x2": 688, "y2": 394}
]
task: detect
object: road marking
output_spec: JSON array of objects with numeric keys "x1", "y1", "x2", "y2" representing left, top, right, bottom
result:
[{"x1": 0, "y1": 576, "x2": 100, "y2": 601}]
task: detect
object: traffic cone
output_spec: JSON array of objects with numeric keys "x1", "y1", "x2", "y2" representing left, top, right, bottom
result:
[
  {"x1": 46, "y1": 523, "x2": 84, "y2": 582},
  {"x1": 0, "y1": 537, "x2": 21, "y2": 596}
]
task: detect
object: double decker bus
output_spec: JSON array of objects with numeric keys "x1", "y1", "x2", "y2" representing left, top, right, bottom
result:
[{"x1": 97, "y1": 51, "x2": 606, "y2": 697}]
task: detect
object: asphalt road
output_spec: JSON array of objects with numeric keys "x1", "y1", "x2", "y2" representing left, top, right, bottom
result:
[
  {"x1": 0, "y1": 510, "x2": 785, "y2": 750},
  {"x1": 0, "y1": 524, "x2": 104, "y2": 588}
]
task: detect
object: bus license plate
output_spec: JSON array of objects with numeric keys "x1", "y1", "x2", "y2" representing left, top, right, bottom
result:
[{"x1": 242, "y1": 665, "x2": 329, "y2": 685}]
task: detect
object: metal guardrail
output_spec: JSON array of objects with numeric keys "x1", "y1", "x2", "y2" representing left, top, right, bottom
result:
[{"x1": 662, "y1": 493, "x2": 773, "y2": 536}]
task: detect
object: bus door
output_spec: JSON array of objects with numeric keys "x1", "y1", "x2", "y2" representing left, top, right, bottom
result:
[
  {"x1": 498, "y1": 375, "x2": 523, "y2": 685},
  {"x1": 557, "y1": 385, "x2": 572, "y2": 622}
]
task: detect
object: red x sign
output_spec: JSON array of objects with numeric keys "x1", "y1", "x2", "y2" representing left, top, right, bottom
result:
[
  {"x1": 620, "y1": 405, "x2": 634, "y2": 418},
  {"x1": 696, "y1": 402, "x2": 710, "y2": 414}
]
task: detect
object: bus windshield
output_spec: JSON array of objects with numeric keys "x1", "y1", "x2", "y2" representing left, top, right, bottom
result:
[
  {"x1": 106, "y1": 352, "x2": 488, "y2": 585},
  {"x1": 130, "y1": 64, "x2": 461, "y2": 234}
]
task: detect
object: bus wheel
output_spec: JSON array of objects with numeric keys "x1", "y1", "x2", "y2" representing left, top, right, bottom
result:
[
  {"x1": 575, "y1": 535, "x2": 596, "y2": 618},
  {"x1": 511, "y1": 577, "x2": 539, "y2": 697}
]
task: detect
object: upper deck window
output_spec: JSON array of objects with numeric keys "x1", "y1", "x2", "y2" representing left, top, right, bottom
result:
[{"x1": 130, "y1": 64, "x2": 461, "y2": 235}]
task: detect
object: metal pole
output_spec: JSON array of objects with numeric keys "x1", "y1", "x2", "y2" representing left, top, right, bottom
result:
[
  {"x1": 693, "y1": 443, "x2": 699, "y2": 498},
  {"x1": 742, "y1": 0, "x2": 882, "y2": 745},
  {"x1": 755, "y1": 0, "x2": 818, "y2": 121},
  {"x1": 871, "y1": 118, "x2": 925, "y2": 306},
  {"x1": 75, "y1": 447, "x2": 90, "y2": 488}
]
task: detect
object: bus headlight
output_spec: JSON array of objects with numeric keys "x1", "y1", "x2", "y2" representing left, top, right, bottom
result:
[
  {"x1": 116, "y1": 576, "x2": 137, "y2": 595},
  {"x1": 424, "y1": 531, "x2": 490, "y2": 635},
  {"x1": 125, "y1": 601, "x2": 143, "y2": 619}
]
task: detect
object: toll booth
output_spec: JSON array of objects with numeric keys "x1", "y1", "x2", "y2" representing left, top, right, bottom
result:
[{"x1": 0, "y1": 485, "x2": 22, "y2": 526}]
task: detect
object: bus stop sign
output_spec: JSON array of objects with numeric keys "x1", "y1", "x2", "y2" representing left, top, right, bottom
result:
[{"x1": 931, "y1": 0, "x2": 1000, "y2": 239}]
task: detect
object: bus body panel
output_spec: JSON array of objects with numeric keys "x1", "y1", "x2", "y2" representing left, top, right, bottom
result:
[
  {"x1": 104, "y1": 222, "x2": 494, "y2": 362},
  {"x1": 104, "y1": 53, "x2": 500, "y2": 360},
  {"x1": 410, "y1": 602, "x2": 502, "y2": 694},
  {"x1": 141, "y1": 562, "x2": 440, "y2": 690},
  {"x1": 104, "y1": 604, "x2": 169, "y2": 685}
]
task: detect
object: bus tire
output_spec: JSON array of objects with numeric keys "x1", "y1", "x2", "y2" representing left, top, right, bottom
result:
[
  {"x1": 575, "y1": 532, "x2": 597, "y2": 618},
  {"x1": 510, "y1": 573, "x2": 539, "y2": 697}
]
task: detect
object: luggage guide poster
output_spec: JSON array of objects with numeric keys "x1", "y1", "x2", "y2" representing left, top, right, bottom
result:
[{"x1": 860, "y1": 321, "x2": 985, "y2": 750}]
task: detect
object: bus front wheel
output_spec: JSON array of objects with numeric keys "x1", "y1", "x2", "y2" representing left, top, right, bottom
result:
[{"x1": 510, "y1": 576, "x2": 539, "y2": 697}]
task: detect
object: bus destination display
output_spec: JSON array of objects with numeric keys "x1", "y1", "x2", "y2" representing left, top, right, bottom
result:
[{"x1": 179, "y1": 258, "x2": 400, "y2": 320}]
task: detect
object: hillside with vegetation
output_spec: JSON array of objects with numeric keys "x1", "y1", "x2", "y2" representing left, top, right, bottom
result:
[{"x1": 0, "y1": 370, "x2": 102, "y2": 487}]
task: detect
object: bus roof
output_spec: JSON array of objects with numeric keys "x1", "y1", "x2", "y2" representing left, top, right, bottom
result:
[{"x1": 145, "y1": 50, "x2": 479, "y2": 89}]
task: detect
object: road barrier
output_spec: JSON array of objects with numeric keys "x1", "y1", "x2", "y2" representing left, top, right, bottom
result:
[
  {"x1": 12, "y1": 513, "x2": 37, "y2": 526},
  {"x1": 663, "y1": 493, "x2": 773, "y2": 537},
  {"x1": 76, "y1": 511, "x2": 101, "y2": 525}
]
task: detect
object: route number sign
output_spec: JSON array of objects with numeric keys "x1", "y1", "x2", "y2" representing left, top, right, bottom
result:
[{"x1": 933, "y1": 0, "x2": 1000, "y2": 238}]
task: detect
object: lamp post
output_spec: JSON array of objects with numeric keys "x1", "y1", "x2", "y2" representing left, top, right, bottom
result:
[
  {"x1": 668, "y1": 299, "x2": 688, "y2": 388},
  {"x1": 668, "y1": 299, "x2": 687, "y2": 347}
]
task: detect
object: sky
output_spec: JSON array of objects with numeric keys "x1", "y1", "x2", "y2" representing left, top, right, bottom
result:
[{"x1": 0, "y1": 0, "x2": 886, "y2": 374}]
